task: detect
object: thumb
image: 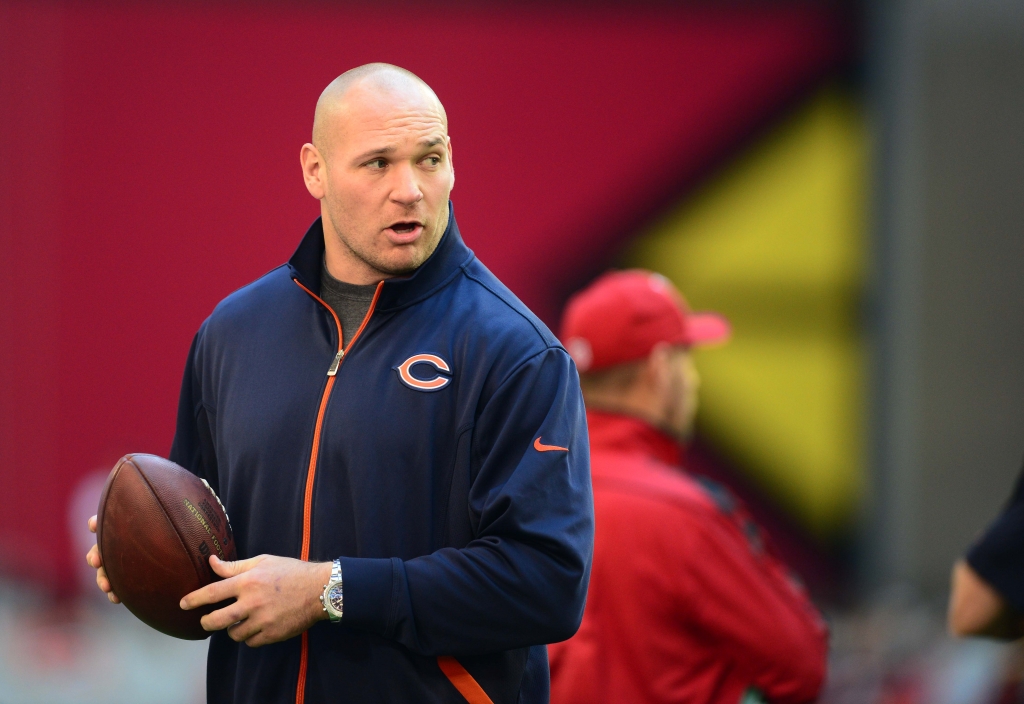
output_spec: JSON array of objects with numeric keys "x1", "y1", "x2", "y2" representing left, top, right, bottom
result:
[{"x1": 209, "y1": 554, "x2": 263, "y2": 578}]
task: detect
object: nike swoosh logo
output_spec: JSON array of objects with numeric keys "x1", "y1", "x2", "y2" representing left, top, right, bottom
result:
[{"x1": 534, "y1": 437, "x2": 569, "y2": 453}]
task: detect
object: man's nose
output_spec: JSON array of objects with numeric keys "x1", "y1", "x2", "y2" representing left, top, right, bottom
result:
[{"x1": 389, "y1": 164, "x2": 423, "y2": 206}]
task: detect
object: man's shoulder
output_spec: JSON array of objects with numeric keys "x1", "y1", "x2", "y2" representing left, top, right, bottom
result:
[
  {"x1": 203, "y1": 264, "x2": 292, "y2": 325},
  {"x1": 592, "y1": 451, "x2": 718, "y2": 521},
  {"x1": 449, "y1": 257, "x2": 563, "y2": 356},
  {"x1": 199, "y1": 265, "x2": 297, "y2": 338},
  {"x1": 593, "y1": 453, "x2": 764, "y2": 557}
]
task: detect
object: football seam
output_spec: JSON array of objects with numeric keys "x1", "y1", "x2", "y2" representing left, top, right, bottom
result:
[{"x1": 128, "y1": 455, "x2": 210, "y2": 595}]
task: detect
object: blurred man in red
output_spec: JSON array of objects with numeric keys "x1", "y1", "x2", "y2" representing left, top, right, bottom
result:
[{"x1": 549, "y1": 270, "x2": 828, "y2": 704}]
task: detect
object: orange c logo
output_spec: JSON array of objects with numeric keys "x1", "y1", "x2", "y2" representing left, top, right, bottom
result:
[{"x1": 396, "y1": 354, "x2": 452, "y2": 392}]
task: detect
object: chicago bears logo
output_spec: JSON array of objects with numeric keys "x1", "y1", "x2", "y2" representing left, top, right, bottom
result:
[{"x1": 396, "y1": 354, "x2": 452, "y2": 392}]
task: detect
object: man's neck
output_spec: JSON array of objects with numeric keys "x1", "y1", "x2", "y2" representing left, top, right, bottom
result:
[
  {"x1": 582, "y1": 389, "x2": 661, "y2": 428},
  {"x1": 320, "y1": 208, "x2": 391, "y2": 285},
  {"x1": 582, "y1": 389, "x2": 691, "y2": 444},
  {"x1": 323, "y1": 240, "x2": 388, "y2": 286},
  {"x1": 585, "y1": 402, "x2": 688, "y2": 443}
]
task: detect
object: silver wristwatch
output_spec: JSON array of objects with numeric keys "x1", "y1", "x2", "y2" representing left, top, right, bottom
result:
[{"x1": 320, "y1": 558, "x2": 343, "y2": 623}]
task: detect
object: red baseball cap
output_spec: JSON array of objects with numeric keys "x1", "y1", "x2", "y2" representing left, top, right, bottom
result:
[{"x1": 560, "y1": 269, "x2": 730, "y2": 373}]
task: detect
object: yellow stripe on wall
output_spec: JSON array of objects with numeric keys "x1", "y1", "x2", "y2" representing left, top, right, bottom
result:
[{"x1": 623, "y1": 88, "x2": 867, "y2": 539}]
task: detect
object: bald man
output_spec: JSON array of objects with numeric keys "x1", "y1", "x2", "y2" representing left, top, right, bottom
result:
[{"x1": 86, "y1": 64, "x2": 594, "y2": 704}]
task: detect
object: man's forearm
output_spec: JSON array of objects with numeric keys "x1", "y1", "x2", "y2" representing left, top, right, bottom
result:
[{"x1": 340, "y1": 539, "x2": 588, "y2": 655}]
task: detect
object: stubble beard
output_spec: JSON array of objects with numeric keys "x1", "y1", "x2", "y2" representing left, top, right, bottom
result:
[
  {"x1": 326, "y1": 203, "x2": 448, "y2": 280},
  {"x1": 338, "y1": 232, "x2": 420, "y2": 278},
  {"x1": 329, "y1": 198, "x2": 450, "y2": 280}
]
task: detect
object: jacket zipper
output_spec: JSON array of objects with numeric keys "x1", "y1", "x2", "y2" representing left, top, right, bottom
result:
[{"x1": 292, "y1": 277, "x2": 383, "y2": 704}]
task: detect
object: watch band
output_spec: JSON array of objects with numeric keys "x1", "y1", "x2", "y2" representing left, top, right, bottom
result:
[{"x1": 320, "y1": 558, "x2": 343, "y2": 623}]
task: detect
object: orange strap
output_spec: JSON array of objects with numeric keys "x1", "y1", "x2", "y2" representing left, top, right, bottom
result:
[{"x1": 437, "y1": 656, "x2": 495, "y2": 704}]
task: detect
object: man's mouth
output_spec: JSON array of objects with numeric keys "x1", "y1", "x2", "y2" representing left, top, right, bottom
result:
[
  {"x1": 385, "y1": 221, "x2": 425, "y2": 243},
  {"x1": 390, "y1": 222, "x2": 420, "y2": 235}
]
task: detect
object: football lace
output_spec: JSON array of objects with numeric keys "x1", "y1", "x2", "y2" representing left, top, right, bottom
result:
[{"x1": 200, "y1": 478, "x2": 233, "y2": 530}]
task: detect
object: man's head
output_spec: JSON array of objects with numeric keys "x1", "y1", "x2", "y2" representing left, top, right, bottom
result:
[
  {"x1": 301, "y1": 64, "x2": 454, "y2": 284},
  {"x1": 560, "y1": 270, "x2": 730, "y2": 440}
]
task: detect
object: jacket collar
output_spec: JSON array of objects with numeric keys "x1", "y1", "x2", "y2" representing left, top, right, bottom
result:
[
  {"x1": 585, "y1": 409, "x2": 685, "y2": 468},
  {"x1": 287, "y1": 202, "x2": 474, "y2": 312}
]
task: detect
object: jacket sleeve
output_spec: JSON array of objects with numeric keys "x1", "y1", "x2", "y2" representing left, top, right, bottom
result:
[
  {"x1": 339, "y1": 346, "x2": 595, "y2": 655},
  {"x1": 168, "y1": 329, "x2": 219, "y2": 491},
  {"x1": 966, "y1": 464, "x2": 1024, "y2": 613},
  {"x1": 680, "y1": 510, "x2": 828, "y2": 704}
]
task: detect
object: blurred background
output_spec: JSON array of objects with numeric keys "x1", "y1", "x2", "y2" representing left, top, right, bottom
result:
[{"x1": 1, "y1": 0, "x2": 1023, "y2": 701}]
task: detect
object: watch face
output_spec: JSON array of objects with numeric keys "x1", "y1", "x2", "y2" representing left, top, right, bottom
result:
[{"x1": 328, "y1": 584, "x2": 343, "y2": 613}]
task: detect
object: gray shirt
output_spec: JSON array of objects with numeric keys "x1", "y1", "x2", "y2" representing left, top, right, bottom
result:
[{"x1": 320, "y1": 259, "x2": 378, "y2": 348}]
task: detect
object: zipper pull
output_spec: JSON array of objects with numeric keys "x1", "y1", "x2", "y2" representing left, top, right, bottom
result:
[{"x1": 327, "y1": 350, "x2": 344, "y2": 376}]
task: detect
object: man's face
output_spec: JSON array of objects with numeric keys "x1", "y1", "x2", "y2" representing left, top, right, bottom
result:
[
  {"x1": 315, "y1": 84, "x2": 454, "y2": 278},
  {"x1": 663, "y1": 347, "x2": 700, "y2": 440}
]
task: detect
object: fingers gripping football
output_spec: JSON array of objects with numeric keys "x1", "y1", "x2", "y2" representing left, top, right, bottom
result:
[
  {"x1": 85, "y1": 515, "x2": 120, "y2": 604},
  {"x1": 180, "y1": 555, "x2": 332, "y2": 648}
]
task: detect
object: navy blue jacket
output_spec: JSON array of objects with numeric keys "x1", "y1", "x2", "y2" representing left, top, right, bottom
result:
[{"x1": 169, "y1": 208, "x2": 594, "y2": 704}]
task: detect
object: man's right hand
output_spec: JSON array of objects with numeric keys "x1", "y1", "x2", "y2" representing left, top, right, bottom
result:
[
  {"x1": 86, "y1": 515, "x2": 120, "y2": 603},
  {"x1": 949, "y1": 558, "x2": 1023, "y2": 638}
]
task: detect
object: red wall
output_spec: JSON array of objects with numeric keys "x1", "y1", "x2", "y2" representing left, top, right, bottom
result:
[{"x1": 0, "y1": 0, "x2": 845, "y2": 590}]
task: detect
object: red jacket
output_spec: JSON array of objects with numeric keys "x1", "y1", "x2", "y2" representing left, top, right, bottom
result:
[{"x1": 549, "y1": 411, "x2": 828, "y2": 704}]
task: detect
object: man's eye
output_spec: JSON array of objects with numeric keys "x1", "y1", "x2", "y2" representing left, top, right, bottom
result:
[
  {"x1": 423, "y1": 156, "x2": 441, "y2": 167},
  {"x1": 367, "y1": 159, "x2": 387, "y2": 169}
]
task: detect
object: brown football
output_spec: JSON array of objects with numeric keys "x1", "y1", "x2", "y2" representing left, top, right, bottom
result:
[{"x1": 96, "y1": 453, "x2": 236, "y2": 640}]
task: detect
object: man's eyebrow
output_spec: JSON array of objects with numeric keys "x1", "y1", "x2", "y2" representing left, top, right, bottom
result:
[
  {"x1": 353, "y1": 145, "x2": 397, "y2": 162},
  {"x1": 352, "y1": 138, "x2": 444, "y2": 162}
]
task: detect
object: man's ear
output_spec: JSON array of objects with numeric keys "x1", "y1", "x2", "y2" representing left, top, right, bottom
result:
[
  {"x1": 643, "y1": 343, "x2": 672, "y2": 394},
  {"x1": 447, "y1": 136, "x2": 455, "y2": 190},
  {"x1": 300, "y1": 143, "x2": 326, "y2": 200}
]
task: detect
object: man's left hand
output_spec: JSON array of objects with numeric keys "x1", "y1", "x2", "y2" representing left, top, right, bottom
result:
[{"x1": 181, "y1": 555, "x2": 332, "y2": 647}]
